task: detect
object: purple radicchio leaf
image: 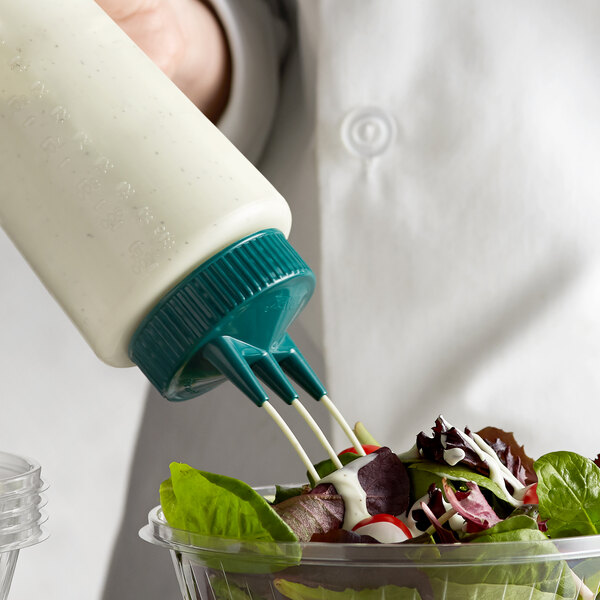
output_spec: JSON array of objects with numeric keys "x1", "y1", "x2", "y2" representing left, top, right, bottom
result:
[
  {"x1": 273, "y1": 483, "x2": 344, "y2": 542},
  {"x1": 419, "y1": 501, "x2": 458, "y2": 544},
  {"x1": 417, "y1": 417, "x2": 489, "y2": 476},
  {"x1": 357, "y1": 447, "x2": 411, "y2": 516},
  {"x1": 476, "y1": 426, "x2": 537, "y2": 486},
  {"x1": 442, "y1": 478, "x2": 501, "y2": 533},
  {"x1": 409, "y1": 483, "x2": 447, "y2": 532},
  {"x1": 274, "y1": 448, "x2": 410, "y2": 542}
]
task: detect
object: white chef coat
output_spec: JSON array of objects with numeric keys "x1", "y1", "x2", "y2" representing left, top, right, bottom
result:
[
  {"x1": 258, "y1": 0, "x2": 600, "y2": 458},
  {"x1": 3, "y1": 1, "x2": 600, "y2": 599}
]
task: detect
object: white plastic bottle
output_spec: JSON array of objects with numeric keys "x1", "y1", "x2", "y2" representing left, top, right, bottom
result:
[{"x1": 0, "y1": 0, "x2": 325, "y2": 405}]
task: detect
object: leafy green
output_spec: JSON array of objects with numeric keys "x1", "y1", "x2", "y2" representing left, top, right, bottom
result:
[
  {"x1": 358, "y1": 447, "x2": 411, "y2": 515},
  {"x1": 272, "y1": 488, "x2": 344, "y2": 542},
  {"x1": 428, "y1": 579, "x2": 571, "y2": 600},
  {"x1": 309, "y1": 452, "x2": 359, "y2": 486},
  {"x1": 354, "y1": 422, "x2": 380, "y2": 446},
  {"x1": 210, "y1": 575, "x2": 253, "y2": 599},
  {"x1": 442, "y1": 479, "x2": 501, "y2": 532},
  {"x1": 535, "y1": 451, "x2": 600, "y2": 537},
  {"x1": 462, "y1": 513, "x2": 543, "y2": 543},
  {"x1": 274, "y1": 579, "x2": 422, "y2": 599},
  {"x1": 274, "y1": 485, "x2": 306, "y2": 505},
  {"x1": 407, "y1": 465, "x2": 444, "y2": 500},
  {"x1": 407, "y1": 461, "x2": 508, "y2": 502},
  {"x1": 427, "y1": 549, "x2": 575, "y2": 599},
  {"x1": 160, "y1": 462, "x2": 297, "y2": 542},
  {"x1": 479, "y1": 485, "x2": 516, "y2": 520},
  {"x1": 425, "y1": 513, "x2": 576, "y2": 598},
  {"x1": 476, "y1": 426, "x2": 537, "y2": 485},
  {"x1": 308, "y1": 423, "x2": 380, "y2": 485},
  {"x1": 571, "y1": 557, "x2": 600, "y2": 598}
]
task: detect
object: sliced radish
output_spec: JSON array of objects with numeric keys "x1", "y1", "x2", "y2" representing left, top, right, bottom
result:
[
  {"x1": 352, "y1": 513, "x2": 412, "y2": 543},
  {"x1": 339, "y1": 444, "x2": 380, "y2": 456}
]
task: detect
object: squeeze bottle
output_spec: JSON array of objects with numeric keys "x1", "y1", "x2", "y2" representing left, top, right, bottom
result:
[{"x1": 0, "y1": 0, "x2": 326, "y2": 405}]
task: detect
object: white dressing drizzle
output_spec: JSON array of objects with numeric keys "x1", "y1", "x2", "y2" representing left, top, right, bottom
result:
[
  {"x1": 471, "y1": 432, "x2": 525, "y2": 491},
  {"x1": 438, "y1": 416, "x2": 525, "y2": 507},
  {"x1": 399, "y1": 493, "x2": 429, "y2": 537},
  {"x1": 440, "y1": 431, "x2": 466, "y2": 465},
  {"x1": 443, "y1": 447, "x2": 466, "y2": 466},
  {"x1": 319, "y1": 452, "x2": 378, "y2": 530},
  {"x1": 320, "y1": 395, "x2": 366, "y2": 455},
  {"x1": 262, "y1": 402, "x2": 320, "y2": 483},
  {"x1": 401, "y1": 492, "x2": 466, "y2": 537},
  {"x1": 447, "y1": 509, "x2": 466, "y2": 531},
  {"x1": 291, "y1": 399, "x2": 342, "y2": 469}
]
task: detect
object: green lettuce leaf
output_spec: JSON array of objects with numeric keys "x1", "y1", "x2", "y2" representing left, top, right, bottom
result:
[
  {"x1": 210, "y1": 576, "x2": 253, "y2": 599},
  {"x1": 407, "y1": 464, "x2": 444, "y2": 500},
  {"x1": 427, "y1": 551, "x2": 576, "y2": 599},
  {"x1": 463, "y1": 513, "x2": 541, "y2": 542},
  {"x1": 428, "y1": 579, "x2": 572, "y2": 600},
  {"x1": 272, "y1": 488, "x2": 344, "y2": 542},
  {"x1": 274, "y1": 485, "x2": 307, "y2": 505},
  {"x1": 425, "y1": 514, "x2": 576, "y2": 598},
  {"x1": 535, "y1": 451, "x2": 600, "y2": 538},
  {"x1": 160, "y1": 462, "x2": 297, "y2": 542},
  {"x1": 571, "y1": 557, "x2": 600, "y2": 598},
  {"x1": 407, "y1": 461, "x2": 508, "y2": 502},
  {"x1": 309, "y1": 452, "x2": 359, "y2": 485},
  {"x1": 274, "y1": 579, "x2": 422, "y2": 599},
  {"x1": 353, "y1": 422, "x2": 380, "y2": 446}
]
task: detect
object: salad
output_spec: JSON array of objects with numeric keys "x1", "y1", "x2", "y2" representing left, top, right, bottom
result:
[{"x1": 158, "y1": 416, "x2": 600, "y2": 599}]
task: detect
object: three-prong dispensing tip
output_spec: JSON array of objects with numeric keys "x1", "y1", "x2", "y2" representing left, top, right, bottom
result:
[
  {"x1": 130, "y1": 229, "x2": 359, "y2": 474},
  {"x1": 202, "y1": 333, "x2": 364, "y2": 478},
  {"x1": 201, "y1": 333, "x2": 327, "y2": 407}
]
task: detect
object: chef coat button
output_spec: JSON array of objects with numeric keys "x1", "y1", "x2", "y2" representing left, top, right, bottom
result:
[{"x1": 341, "y1": 107, "x2": 395, "y2": 158}]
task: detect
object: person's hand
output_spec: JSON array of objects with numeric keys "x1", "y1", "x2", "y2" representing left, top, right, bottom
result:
[{"x1": 95, "y1": 0, "x2": 230, "y2": 120}]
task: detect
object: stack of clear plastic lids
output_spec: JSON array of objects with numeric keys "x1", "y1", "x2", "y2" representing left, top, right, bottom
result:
[{"x1": 0, "y1": 451, "x2": 47, "y2": 600}]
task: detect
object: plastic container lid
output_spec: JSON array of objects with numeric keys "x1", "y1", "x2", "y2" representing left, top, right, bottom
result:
[
  {"x1": 0, "y1": 452, "x2": 43, "y2": 498},
  {"x1": 0, "y1": 451, "x2": 48, "y2": 553}
]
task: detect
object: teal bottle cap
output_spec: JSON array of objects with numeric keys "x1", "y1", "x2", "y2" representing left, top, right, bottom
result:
[{"x1": 129, "y1": 229, "x2": 327, "y2": 404}]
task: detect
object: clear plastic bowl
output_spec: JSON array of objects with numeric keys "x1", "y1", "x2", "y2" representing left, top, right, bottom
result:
[
  {"x1": 140, "y1": 485, "x2": 600, "y2": 600},
  {"x1": 0, "y1": 452, "x2": 47, "y2": 600}
]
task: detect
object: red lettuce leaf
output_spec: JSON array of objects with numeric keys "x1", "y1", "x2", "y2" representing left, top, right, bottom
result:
[
  {"x1": 273, "y1": 448, "x2": 410, "y2": 541},
  {"x1": 358, "y1": 447, "x2": 411, "y2": 516},
  {"x1": 273, "y1": 484, "x2": 344, "y2": 542},
  {"x1": 442, "y1": 478, "x2": 501, "y2": 533},
  {"x1": 476, "y1": 426, "x2": 537, "y2": 486},
  {"x1": 419, "y1": 501, "x2": 458, "y2": 543},
  {"x1": 409, "y1": 483, "x2": 447, "y2": 532},
  {"x1": 417, "y1": 417, "x2": 488, "y2": 476},
  {"x1": 417, "y1": 418, "x2": 537, "y2": 490}
]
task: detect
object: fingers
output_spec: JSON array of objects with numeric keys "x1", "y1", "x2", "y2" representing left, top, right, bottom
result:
[
  {"x1": 92, "y1": 0, "x2": 230, "y2": 117},
  {"x1": 94, "y1": 0, "x2": 185, "y2": 78},
  {"x1": 94, "y1": 0, "x2": 157, "y2": 22}
]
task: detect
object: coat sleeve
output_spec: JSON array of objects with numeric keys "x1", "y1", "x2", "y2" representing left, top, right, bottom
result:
[{"x1": 207, "y1": 0, "x2": 289, "y2": 164}]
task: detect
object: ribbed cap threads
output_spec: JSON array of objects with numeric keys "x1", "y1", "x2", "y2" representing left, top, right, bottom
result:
[{"x1": 129, "y1": 229, "x2": 315, "y2": 400}]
